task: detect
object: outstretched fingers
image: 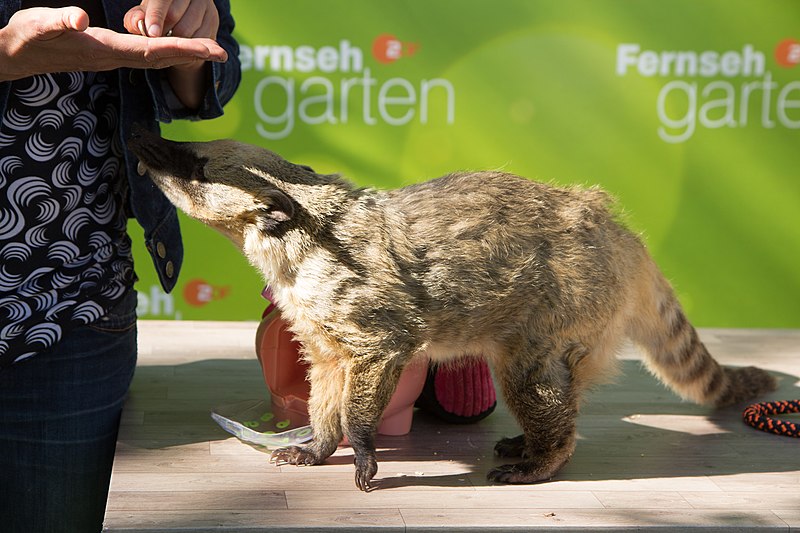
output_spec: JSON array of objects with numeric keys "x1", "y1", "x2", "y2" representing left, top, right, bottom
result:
[
  {"x1": 84, "y1": 27, "x2": 226, "y2": 69},
  {"x1": 125, "y1": 0, "x2": 218, "y2": 40}
]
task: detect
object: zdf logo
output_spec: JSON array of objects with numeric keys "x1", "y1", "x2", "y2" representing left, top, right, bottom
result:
[
  {"x1": 183, "y1": 278, "x2": 230, "y2": 307},
  {"x1": 775, "y1": 38, "x2": 800, "y2": 68},
  {"x1": 372, "y1": 33, "x2": 419, "y2": 64}
]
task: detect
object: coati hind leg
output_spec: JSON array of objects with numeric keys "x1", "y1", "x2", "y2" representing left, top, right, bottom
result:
[{"x1": 489, "y1": 347, "x2": 578, "y2": 484}]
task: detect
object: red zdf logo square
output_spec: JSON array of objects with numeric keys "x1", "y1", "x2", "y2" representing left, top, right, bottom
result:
[
  {"x1": 372, "y1": 34, "x2": 419, "y2": 64},
  {"x1": 775, "y1": 38, "x2": 800, "y2": 67}
]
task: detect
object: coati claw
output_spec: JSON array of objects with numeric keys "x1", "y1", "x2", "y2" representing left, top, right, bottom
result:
[
  {"x1": 355, "y1": 471, "x2": 372, "y2": 491},
  {"x1": 270, "y1": 446, "x2": 321, "y2": 466},
  {"x1": 494, "y1": 435, "x2": 526, "y2": 458},
  {"x1": 354, "y1": 454, "x2": 378, "y2": 491}
]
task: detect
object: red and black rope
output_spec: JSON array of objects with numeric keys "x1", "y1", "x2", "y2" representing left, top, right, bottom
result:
[{"x1": 742, "y1": 400, "x2": 800, "y2": 437}]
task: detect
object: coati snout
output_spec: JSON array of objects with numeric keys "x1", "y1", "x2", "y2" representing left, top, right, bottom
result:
[{"x1": 129, "y1": 128, "x2": 304, "y2": 242}]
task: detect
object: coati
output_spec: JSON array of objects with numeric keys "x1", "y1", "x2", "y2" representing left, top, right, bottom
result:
[{"x1": 129, "y1": 129, "x2": 777, "y2": 491}]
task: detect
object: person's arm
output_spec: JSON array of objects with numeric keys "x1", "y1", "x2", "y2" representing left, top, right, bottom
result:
[{"x1": 0, "y1": 6, "x2": 227, "y2": 83}]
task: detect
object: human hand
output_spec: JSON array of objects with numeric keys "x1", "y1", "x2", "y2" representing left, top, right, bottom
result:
[
  {"x1": 123, "y1": 0, "x2": 220, "y2": 40},
  {"x1": 0, "y1": 7, "x2": 227, "y2": 82}
]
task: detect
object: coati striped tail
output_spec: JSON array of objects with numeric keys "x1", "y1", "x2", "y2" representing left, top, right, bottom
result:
[{"x1": 630, "y1": 263, "x2": 777, "y2": 407}]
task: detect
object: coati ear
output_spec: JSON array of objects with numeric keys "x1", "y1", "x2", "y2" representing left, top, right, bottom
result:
[{"x1": 259, "y1": 189, "x2": 294, "y2": 231}]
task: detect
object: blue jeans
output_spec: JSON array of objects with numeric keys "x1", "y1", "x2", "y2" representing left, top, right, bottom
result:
[{"x1": 0, "y1": 290, "x2": 138, "y2": 533}]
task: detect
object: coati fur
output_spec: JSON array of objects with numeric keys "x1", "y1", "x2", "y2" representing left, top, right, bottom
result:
[{"x1": 129, "y1": 129, "x2": 777, "y2": 491}]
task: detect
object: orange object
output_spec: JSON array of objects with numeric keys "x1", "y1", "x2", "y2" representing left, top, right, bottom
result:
[{"x1": 255, "y1": 309, "x2": 428, "y2": 436}]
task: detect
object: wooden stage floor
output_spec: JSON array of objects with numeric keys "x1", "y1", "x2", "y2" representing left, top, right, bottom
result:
[{"x1": 106, "y1": 321, "x2": 800, "y2": 532}]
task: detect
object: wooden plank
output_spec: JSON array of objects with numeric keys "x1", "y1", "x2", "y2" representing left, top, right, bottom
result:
[
  {"x1": 111, "y1": 472, "x2": 300, "y2": 492},
  {"x1": 107, "y1": 490, "x2": 287, "y2": 511},
  {"x1": 284, "y1": 489, "x2": 604, "y2": 510},
  {"x1": 466, "y1": 476, "x2": 723, "y2": 493},
  {"x1": 111, "y1": 454, "x2": 279, "y2": 475},
  {"x1": 400, "y1": 508, "x2": 790, "y2": 531},
  {"x1": 592, "y1": 491, "x2": 693, "y2": 509},
  {"x1": 679, "y1": 491, "x2": 800, "y2": 510},
  {"x1": 105, "y1": 509, "x2": 405, "y2": 533},
  {"x1": 708, "y1": 473, "x2": 800, "y2": 493},
  {"x1": 771, "y1": 509, "x2": 800, "y2": 531}
]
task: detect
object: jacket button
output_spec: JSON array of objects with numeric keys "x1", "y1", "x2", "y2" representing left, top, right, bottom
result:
[
  {"x1": 156, "y1": 242, "x2": 167, "y2": 258},
  {"x1": 165, "y1": 261, "x2": 174, "y2": 278},
  {"x1": 137, "y1": 161, "x2": 147, "y2": 176}
]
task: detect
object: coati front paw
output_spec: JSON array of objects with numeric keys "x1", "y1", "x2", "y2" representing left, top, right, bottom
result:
[
  {"x1": 270, "y1": 445, "x2": 323, "y2": 466},
  {"x1": 494, "y1": 435, "x2": 526, "y2": 458},
  {"x1": 353, "y1": 452, "x2": 378, "y2": 491}
]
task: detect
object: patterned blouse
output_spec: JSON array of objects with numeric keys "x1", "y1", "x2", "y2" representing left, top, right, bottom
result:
[{"x1": 0, "y1": 70, "x2": 135, "y2": 366}]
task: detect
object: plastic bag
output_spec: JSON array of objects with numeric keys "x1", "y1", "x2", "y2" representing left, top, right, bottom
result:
[{"x1": 211, "y1": 399, "x2": 313, "y2": 449}]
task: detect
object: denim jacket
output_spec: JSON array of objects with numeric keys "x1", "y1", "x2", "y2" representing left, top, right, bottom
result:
[{"x1": 0, "y1": 0, "x2": 241, "y2": 293}]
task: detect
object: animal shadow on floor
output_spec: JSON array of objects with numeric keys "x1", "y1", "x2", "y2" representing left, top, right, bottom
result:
[{"x1": 120, "y1": 357, "x2": 798, "y2": 488}]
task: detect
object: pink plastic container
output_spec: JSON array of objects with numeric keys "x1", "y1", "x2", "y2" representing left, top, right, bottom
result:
[{"x1": 255, "y1": 309, "x2": 428, "y2": 436}]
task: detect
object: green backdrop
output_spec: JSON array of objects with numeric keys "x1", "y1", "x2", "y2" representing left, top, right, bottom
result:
[{"x1": 131, "y1": 0, "x2": 800, "y2": 328}]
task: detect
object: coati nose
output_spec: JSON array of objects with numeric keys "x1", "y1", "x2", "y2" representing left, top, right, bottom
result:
[
  {"x1": 128, "y1": 123, "x2": 157, "y2": 145},
  {"x1": 127, "y1": 127, "x2": 203, "y2": 182},
  {"x1": 128, "y1": 125, "x2": 181, "y2": 175},
  {"x1": 128, "y1": 124, "x2": 158, "y2": 157}
]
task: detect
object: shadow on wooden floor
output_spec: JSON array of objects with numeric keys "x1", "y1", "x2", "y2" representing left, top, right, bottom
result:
[{"x1": 119, "y1": 357, "x2": 799, "y2": 488}]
